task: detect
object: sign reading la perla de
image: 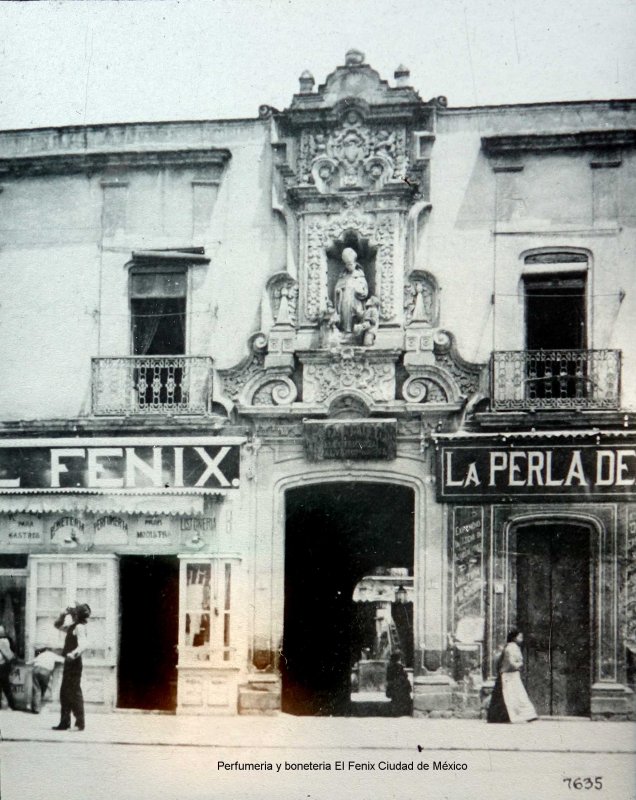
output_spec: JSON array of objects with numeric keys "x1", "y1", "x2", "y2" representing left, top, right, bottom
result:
[
  {"x1": 0, "y1": 437, "x2": 242, "y2": 491},
  {"x1": 437, "y1": 441, "x2": 636, "y2": 501}
]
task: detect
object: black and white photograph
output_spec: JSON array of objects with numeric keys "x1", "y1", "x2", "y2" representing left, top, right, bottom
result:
[{"x1": 0, "y1": 1, "x2": 635, "y2": 798}]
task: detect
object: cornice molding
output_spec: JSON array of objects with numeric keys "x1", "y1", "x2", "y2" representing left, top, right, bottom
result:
[
  {"x1": 0, "y1": 147, "x2": 232, "y2": 178},
  {"x1": 482, "y1": 129, "x2": 636, "y2": 156}
]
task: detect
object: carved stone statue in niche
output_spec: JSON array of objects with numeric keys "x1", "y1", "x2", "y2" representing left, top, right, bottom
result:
[
  {"x1": 404, "y1": 270, "x2": 439, "y2": 327},
  {"x1": 333, "y1": 247, "x2": 368, "y2": 337},
  {"x1": 319, "y1": 300, "x2": 341, "y2": 349},
  {"x1": 353, "y1": 295, "x2": 380, "y2": 346}
]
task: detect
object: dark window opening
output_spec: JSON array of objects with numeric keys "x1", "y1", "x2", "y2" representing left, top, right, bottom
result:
[
  {"x1": 524, "y1": 269, "x2": 587, "y2": 400},
  {"x1": 130, "y1": 266, "x2": 187, "y2": 408},
  {"x1": 130, "y1": 267, "x2": 186, "y2": 356},
  {"x1": 525, "y1": 272, "x2": 586, "y2": 351}
]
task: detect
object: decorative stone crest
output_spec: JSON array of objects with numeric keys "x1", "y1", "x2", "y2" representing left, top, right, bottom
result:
[
  {"x1": 299, "y1": 347, "x2": 398, "y2": 405},
  {"x1": 299, "y1": 114, "x2": 408, "y2": 192}
]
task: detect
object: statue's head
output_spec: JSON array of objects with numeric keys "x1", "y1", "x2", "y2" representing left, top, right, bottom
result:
[{"x1": 341, "y1": 247, "x2": 358, "y2": 270}]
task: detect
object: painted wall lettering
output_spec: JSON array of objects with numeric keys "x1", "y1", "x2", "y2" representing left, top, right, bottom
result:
[{"x1": 0, "y1": 438, "x2": 241, "y2": 491}]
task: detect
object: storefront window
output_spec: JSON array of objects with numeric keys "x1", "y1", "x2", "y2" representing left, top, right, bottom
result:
[
  {"x1": 29, "y1": 556, "x2": 117, "y2": 663},
  {"x1": 179, "y1": 558, "x2": 238, "y2": 665},
  {"x1": 75, "y1": 562, "x2": 108, "y2": 660},
  {"x1": 185, "y1": 563, "x2": 211, "y2": 658}
]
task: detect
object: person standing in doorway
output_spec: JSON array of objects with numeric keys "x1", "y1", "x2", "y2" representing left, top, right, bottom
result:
[
  {"x1": 0, "y1": 624, "x2": 17, "y2": 710},
  {"x1": 29, "y1": 646, "x2": 64, "y2": 713},
  {"x1": 52, "y1": 603, "x2": 91, "y2": 731},
  {"x1": 487, "y1": 629, "x2": 537, "y2": 723},
  {"x1": 385, "y1": 650, "x2": 412, "y2": 716}
]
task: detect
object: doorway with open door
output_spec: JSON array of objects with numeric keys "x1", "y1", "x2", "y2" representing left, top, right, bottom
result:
[
  {"x1": 515, "y1": 521, "x2": 593, "y2": 716},
  {"x1": 118, "y1": 555, "x2": 179, "y2": 711},
  {"x1": 282, "y1": 482, "x2": 415, "y2": 716}
]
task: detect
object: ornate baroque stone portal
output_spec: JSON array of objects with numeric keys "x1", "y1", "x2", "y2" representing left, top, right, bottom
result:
[{"x1": 217, "y1": 52, "x2": 486, "y2": 417}]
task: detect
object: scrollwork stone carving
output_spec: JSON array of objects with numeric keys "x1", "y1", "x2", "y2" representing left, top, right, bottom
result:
[
  {"x1": 433, "y1": 330, "x2": 485, "y2": 397},
  {"x1": 401, "y1": 368, "x2": 461, "y2": 404},
  {"x1": 299, "y1": 347, "x2": 398, "y2": 405},
  {"x1": 217, "y1": 333, "x2": 267, "y2": 401},
  {"x1": 297, "y1": 116, "x2": 409, "y2": 192},
  {"x1": 241, "y1": 373, "x2": 298, "y2": 407}
]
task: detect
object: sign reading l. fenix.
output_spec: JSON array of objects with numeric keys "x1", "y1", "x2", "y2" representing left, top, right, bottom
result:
[
  {"x1": 0, "y1": 438, "x2": 241, "y2": 491},
  {"x1": 437, "y1": 442, "x2": 636, "y2": 501}
]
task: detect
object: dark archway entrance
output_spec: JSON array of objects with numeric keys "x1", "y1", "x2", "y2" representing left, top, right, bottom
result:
[
  {"x1": 282, "y1": 482, "x2": 414, "y2": 716},
  {"x1": 118, "y1": 555, "x2": 179, "y2": 711},
  {"x1": 516, "y1": 523, "x2": 592, "y2": 716}
]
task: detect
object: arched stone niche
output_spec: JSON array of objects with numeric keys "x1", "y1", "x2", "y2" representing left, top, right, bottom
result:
[
  {"x1": 326, "y1": 230, "x2": 377, "y2": 306},
  {"x1": 404, "y1": 269, "x2": 439, "y2": 327},
  {"x1": 266, "y1": 272, "x2": 299, "y2": 327},
  {"x1": 303, "y1": 207, "x2": 398, "y2": 326}
]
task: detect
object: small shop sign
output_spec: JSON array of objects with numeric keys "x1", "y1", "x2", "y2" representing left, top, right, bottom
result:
[
  {"x1": 3, "y1": 513, "x2": 44, "y2": 543},
  {"x1": 304, "y1": 419, "x2": 397, "y2": 461}
]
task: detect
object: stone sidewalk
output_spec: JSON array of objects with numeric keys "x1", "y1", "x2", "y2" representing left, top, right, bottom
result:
[{"x1": 1, "y1": 709, "x2": 635, "y2": 753}]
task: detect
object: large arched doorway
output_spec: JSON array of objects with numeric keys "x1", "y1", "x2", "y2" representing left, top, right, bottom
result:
[
  {"x1": 282, "y1": 482, "x2": 415, "y2": 716},
  {"x1": 515, "y1": 521, "x2": 593, "y2": 716}
]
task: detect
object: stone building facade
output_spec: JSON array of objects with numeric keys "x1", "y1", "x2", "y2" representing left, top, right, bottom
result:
[{"x1": 0, "y1": 50, "x2": 635, "y2": 718}]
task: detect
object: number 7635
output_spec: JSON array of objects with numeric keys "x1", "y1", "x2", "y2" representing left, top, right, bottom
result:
[{"x1": 562, "y1": 777, "x2": 603, "y2": 790}]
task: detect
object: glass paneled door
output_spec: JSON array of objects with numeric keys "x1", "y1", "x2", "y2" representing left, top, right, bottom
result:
[{"x1": 28, "y1": 555, "x2": 118, "y2": 664}]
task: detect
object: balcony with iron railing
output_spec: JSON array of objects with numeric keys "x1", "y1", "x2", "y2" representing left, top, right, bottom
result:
[
  {"x1": 491, "y1": 349, "x2": 621, "y2": 411},
  {"x1": 92, "y1": 356, "x2": 213, "y2": 416}
]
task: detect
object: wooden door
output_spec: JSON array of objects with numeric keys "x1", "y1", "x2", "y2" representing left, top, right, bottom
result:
[{"x1": 516, "y1": 525, "x2": 591, "y2": 716}]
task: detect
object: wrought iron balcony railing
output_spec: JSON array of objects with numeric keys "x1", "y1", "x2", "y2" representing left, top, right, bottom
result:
[
  {"x1": 92, "y1": 356, "x2": 213, "y2": 415},
  {"x1": 491, "y1": 349, "x2": 621, "y2": 411}
]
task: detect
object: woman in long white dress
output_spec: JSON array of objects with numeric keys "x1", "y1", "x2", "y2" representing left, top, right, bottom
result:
[{"x1": 487, "y1": 629, "x2": 538, "y2": 723}]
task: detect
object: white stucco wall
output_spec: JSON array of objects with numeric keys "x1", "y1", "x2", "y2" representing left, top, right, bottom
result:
[
  {"x1": 0, "y1": 119, "x2": 284, "y2": 420},
  {"x1": 0, "y1": 101, "x2": 635, "y2": 422}
]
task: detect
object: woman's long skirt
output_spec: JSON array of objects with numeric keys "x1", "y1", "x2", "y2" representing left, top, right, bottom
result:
[
  {"x1": 501, "y1": 671, "x2": 537, "y2": 723},
  {"x1": 487, "y1": 672, "x2": 537, "y2": 723},
  {"x1": 487, "y1": 674, "x2": 509, "y2": 723}
]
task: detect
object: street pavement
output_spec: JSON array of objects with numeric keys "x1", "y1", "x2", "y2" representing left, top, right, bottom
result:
[{"x1": 1, "y1": 711, "x2": 635, "y2": 800}]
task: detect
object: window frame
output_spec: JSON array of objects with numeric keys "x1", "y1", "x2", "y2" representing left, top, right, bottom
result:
[
  {"x1": 177, "y1": 555, "x2": 241, "y2": 667},
  {"x1": 26, "y1": 554, "x2": 119, "y2": 666},
  {"x1": 520, "y1": 248, "x2": 592, "y2": 351},
  {"x1": 129, "y1": 264, "x2": 189, "y2": 357}
]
